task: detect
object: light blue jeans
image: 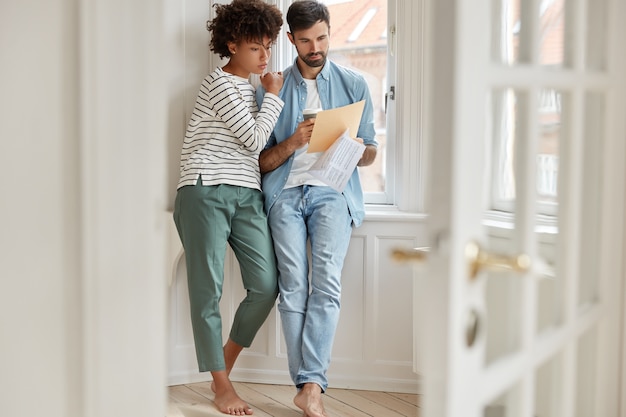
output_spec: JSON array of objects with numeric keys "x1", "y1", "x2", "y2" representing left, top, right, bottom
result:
[{"x1": 268, "y1": 185, "x2": 353, "y2": 392}]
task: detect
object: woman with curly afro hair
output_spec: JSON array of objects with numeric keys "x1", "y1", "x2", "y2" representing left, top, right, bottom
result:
[{"x1": 173, "y1": 0, "x2": 284, "y2": 415}]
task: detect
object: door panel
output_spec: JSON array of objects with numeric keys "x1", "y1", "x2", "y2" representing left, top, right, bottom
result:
[{"x1": 404, "y1": 0, "x2": 626, "y2": 415}]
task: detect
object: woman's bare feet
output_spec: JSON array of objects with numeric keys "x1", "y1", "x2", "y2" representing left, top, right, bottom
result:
[
  {"x1": 213, "y1": 386, "x2": 253, "y2": 415},
  {"x1": 209, "y1": 340, "x2": 251, "y2": 414},
  {"x1": 211, "y1": 371, "x2": 253, "y2": 415},
  {"x1": 211, "y1": 339, "x2": 245, "y2": 392},
  {"x1": 294, "y1": 383, "x2": 328, "y2": 417}
]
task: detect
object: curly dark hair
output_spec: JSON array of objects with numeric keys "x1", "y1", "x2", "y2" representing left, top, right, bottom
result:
[{"x1": 207, "y1": 0, "x2": 284, "y2": 59}]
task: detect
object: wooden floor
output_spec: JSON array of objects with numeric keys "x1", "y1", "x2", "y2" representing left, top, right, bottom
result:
[{"x1": 168, "y1": 381, "x2": 420, "y2": 417}]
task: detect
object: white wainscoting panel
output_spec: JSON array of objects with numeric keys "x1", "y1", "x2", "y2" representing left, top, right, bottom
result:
[{"x1": 167, "y1": 217, "x2": 424, "y2": 393}]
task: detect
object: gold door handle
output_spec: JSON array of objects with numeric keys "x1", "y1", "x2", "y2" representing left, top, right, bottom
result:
[
  {"x1": 466, "y1": 241, "x2": 531, "y2": 280},
  {"x1": 391, "y1": 247, "x2": 429, "y2": 264}
]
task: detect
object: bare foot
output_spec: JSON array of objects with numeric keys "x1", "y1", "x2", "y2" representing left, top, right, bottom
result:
[
  {"x1": 213, "y1": 388, "x2": 253, "y2": 415},
  {"x1": 294, "y1": 383, "x2": 327, "y2": 417},
  {"x1": 212, "y1": 339, "x2": 245, "y2": 393},
  {"x1": 211, "y1": 369, "x2": 253, "y2": 415}
]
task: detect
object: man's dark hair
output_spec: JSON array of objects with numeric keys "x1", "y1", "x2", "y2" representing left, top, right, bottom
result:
[
  {"x1": 286, "y1": 0, "x2": 330, "y2": 33},
  {"x1": 207, "y1": 0, "x2": 283, "y2": 59}
]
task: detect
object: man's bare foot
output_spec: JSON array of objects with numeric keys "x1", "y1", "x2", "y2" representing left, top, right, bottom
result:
[{"x1": 294, "y1": 383, "x2": 327, "y2": 417}]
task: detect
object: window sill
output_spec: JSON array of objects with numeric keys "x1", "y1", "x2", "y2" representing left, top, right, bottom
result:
[{"x1": 364, "y1": 205, "x2": 427, "y2": 222}]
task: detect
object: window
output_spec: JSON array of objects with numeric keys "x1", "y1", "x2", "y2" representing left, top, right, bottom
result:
[
  {"x1": 490, "y1": 0, "x2": 565, "y2": 219},
  {"x1": 320, "y1": 0, "x2": 391, "y2": 204},
  {"x1": 490, "y1": 88, "x2": 561, "y2": 217}
]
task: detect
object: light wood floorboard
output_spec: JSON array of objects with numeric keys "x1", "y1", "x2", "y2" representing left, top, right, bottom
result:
[{"x1": 167, "y1": 382, "x2": 420, "y2": 417}]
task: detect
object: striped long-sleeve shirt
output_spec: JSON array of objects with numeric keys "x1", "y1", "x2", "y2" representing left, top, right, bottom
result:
[{"x1": 177, "y1": 67, "x2": 284, "y2": 190}]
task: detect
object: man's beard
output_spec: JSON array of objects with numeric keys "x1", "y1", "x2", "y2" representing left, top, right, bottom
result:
[{"x1": 300, "y1": 50, "x2": 327, "y2": 68}]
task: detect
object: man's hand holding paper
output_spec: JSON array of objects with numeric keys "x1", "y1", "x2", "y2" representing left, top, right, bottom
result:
[
  {"x1": 306, "y1": 100, "x2": 365, "y2": 153},
  {"x1": 308, "y1": 128, "x2": 366, "y2": 193}
]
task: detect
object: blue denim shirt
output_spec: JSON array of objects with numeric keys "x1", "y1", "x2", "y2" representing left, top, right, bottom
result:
[{"x1": 256, "y1": 59, "x2": 378, "y2": 227}]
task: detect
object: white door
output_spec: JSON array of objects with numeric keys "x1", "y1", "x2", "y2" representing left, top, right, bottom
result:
[{"x1": 397, "y1": 0, "x2": 626, "y2": 416}]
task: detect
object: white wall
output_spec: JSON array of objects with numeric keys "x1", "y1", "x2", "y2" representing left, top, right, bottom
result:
[
  {"x1": 1, "y1": 1, "x2": 82, "y2": 415},
  {"x1": 1, "y1": 1, "x2": 169, "y2": 416}
]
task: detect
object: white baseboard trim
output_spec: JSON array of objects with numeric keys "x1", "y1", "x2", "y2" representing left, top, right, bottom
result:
[{"x1": 168, "y1": 367, "x2": 420, "y2": 394}]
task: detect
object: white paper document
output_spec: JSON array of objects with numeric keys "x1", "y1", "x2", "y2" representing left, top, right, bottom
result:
[{"x1": 309, "y1": 128, "x2": 366, "y2": 193}]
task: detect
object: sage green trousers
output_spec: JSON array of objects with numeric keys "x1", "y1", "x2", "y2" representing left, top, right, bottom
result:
[{"x1": 173, "y1": 181, "x2": 278, "y2": 372}]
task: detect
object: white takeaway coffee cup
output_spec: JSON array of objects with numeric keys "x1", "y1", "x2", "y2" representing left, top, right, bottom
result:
[{"x1": 303, "y1": 108, "x2": 322, "y2": 120}]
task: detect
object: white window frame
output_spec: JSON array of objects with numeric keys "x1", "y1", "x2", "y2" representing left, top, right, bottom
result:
[{"x1": 389, "y1": 0, "x2": 426, "y2": 213}]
